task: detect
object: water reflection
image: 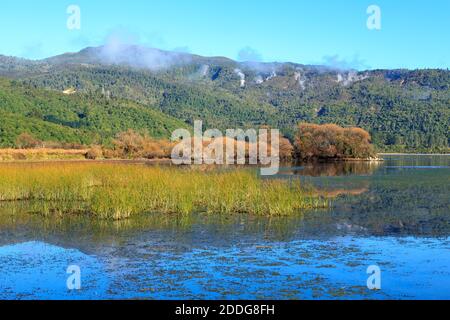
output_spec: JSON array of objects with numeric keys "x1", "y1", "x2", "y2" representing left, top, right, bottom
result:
[
  {"x1": 279, "y1": 160, "x2": 383, "y2": 177},
  {"x1": 0, "y1": 156, "x2": 449, "y2": 241},
  {"x1": 0, "y1": 155, "x2": 449, "y2": 299}
]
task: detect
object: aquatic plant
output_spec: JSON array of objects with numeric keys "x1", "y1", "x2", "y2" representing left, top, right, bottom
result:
[{"x1": 0, "y1": 163, "x2": 327, "y2": 220}]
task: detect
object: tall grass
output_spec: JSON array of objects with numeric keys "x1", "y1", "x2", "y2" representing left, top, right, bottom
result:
[{"x1": 0, "y1": 163, "x2": 327, "y2": 220}]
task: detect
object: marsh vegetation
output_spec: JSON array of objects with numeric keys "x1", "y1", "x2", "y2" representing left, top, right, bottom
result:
[
  {"x1": 0, "y1": 163, "x2": 327, "y2": 220},
  {"x1": 1, "y1": 156, "x2": 448, "y2": 299}
]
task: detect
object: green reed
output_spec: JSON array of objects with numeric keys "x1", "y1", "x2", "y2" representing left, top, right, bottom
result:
[{"x1": 0, "y1": 163, "x2": 327, "y2": 220}]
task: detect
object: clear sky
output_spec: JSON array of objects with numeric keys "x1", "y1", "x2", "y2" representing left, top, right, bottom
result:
[{"x1": 0, "y1": 0, "x2": 448, "y2": 70}]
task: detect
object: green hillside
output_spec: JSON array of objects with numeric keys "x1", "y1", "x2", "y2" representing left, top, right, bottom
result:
[
  {"x1": 1, "y1": 46, "x2": 449, "y2": 152},
  {"x1": 0, "y1": 78, "x2": 189, "y2": 147}
]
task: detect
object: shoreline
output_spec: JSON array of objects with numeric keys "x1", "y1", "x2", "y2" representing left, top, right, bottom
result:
[
  {"x1": 379, "y1": 153, "x2": 450, "y2": 156},
  {"x1": 0, "y1": 158, "x2": 173, "y2": 164},
  {"x1": 1, "y1": 148, "x2": 449, "y2": 164}
]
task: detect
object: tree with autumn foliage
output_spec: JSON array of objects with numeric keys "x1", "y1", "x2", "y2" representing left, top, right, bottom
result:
[
  {"x1": 112, "y1": 129, "x2": 174, "y2": 159},
  {"x1": 294, "y1": 123, "x2": 376, "y2": 161}
]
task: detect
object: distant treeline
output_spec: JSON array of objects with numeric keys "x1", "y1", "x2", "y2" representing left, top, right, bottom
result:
[
  {"x1": 9, "y1": 63, "x2": 449, "y2": 153},
  {"x1": 9, "y1": 123, "x2": 377, "y2": 162},
  {"x1": 0, "y1": 63, "x2": 448, "y2": 153}
]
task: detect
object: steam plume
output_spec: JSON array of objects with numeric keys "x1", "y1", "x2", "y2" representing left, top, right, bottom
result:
[{"x1": 234, "y1": 69, "x2": 246, "y2": 87}]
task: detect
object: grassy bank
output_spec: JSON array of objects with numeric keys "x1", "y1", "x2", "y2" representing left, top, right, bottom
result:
[
  {"x1": 0, "y1": 163, "x2": 327, "y2": 219},
  {"x1": 0, "y1": 148, "x2": 89, "y2": 161}
]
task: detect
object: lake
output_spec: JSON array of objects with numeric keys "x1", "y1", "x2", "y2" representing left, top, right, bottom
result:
[{"x1": 0, "y1": 155, "x2": 449, "y2": 299}]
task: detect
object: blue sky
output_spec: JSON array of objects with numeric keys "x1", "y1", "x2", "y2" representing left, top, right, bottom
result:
[{"x1": 0, "y1": 0, "x2": 448, "y2": 70}]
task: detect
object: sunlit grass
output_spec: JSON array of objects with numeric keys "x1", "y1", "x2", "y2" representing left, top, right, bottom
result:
[{"x1": 0, "y1": 163, "x2": 328, "y2": 220}]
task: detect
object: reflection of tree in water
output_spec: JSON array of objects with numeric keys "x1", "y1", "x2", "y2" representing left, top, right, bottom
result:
[
  {"x1": 283, "y1": 160, "x2": 382, "y2": 177},
  {"x1": 326, "y1": 169, "x2": 450, "y2": 236},
  {"x1": 0, "y1": 203, "x2": 307, "y2": 253}
]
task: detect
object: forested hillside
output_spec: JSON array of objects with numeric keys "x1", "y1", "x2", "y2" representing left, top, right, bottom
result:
[
  {"x1": 0, "y1": 46, "x2": 448, "y2": 152},
  {"x1": 0, "y1": 78, "x2": 188, "y2": 147}
]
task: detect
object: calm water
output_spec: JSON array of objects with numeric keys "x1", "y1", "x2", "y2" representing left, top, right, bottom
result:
[{"x1": 0, "y1": 155, "x2": 449, "y2": 300}]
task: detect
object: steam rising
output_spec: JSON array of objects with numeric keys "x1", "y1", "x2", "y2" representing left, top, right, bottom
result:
[
  {"x1": 322, "y1": 54, "x2": 368, "y2": 71},
  {"x1": 336, "y1": 71, "x2": 368, "y2": 86},
  {"x1": 96, "y1": 32, "x2": 191, "y2": 70},
  {"x1": 294, "y1": 71, "x2": 306, "y2": 90},
  {"x1": 254, "y1": 75, "x2": 264, "y2": 84},
  {"x1": 199, "y1": 65, "x2": 209, "y2": 77},
  {"x1": 234, "y1": 69, "x2": 246, "y2": 87},
  {"x1": 266, "y1": 70, "x2": 277, "y2": 81},
  {"x1": 253, "y1": 67, "x2": 280, "y2": 85}
]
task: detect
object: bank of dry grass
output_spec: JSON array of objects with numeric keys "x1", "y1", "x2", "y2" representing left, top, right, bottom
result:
[{"x1": 0, "y1": 148, "x2": 89, "y2": 161}]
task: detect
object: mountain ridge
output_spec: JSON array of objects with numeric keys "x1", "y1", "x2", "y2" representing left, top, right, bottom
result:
[{"x1": 0, "y1": 45, "x2": 448, "y2": 152}]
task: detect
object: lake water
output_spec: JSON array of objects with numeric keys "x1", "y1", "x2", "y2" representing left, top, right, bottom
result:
[{"x1": 0, "y1": 155, "x2": 449, "y2": 299}]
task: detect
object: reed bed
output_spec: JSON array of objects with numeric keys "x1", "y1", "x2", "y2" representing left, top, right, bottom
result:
[{"x1": 0, "y1": 163, "x2": 327, "y2": 220}]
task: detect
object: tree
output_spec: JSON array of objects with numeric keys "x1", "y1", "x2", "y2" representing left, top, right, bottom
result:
[
  {"x1": 15, "y1": 133, "x2": 42, "y2": 149},
  {"x1": 294, "y1": 123, "x2": 376, "y2": 160}
]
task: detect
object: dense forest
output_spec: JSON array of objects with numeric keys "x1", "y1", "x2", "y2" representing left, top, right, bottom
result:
[{"x1": 0, "y1": 46, "x2": 448, "y2": 152}]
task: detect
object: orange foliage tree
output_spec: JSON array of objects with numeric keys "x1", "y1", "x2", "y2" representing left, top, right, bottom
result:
[
  {"x1": 112, "y1": 129, "x2": 174, "y2": 159},
  {"x1": 294, "y1": 123, "x2": 376, "y2": 160},
  {"x1": 15, "y1": 133, "x2": 42, "y2": 149}
]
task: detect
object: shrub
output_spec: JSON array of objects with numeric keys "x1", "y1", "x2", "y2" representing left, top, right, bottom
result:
[
  {"x1": 294, "y1": 123, "x2": 376, "y2": 160},
  {"x1": 85, "y1": 146, "x2": 104, "y2": 160},
  {"x1": 112, "y1": 129, "x2": 173, "y2": 159},
  {"x1": 279, "y1": 137, "x2": 294, "y2": 161},
  {"x1": 113, "y1": 129, "x2": 146, "y2": 158},
  {"x1": 15, "y1": 133, "x2": 42, "y2": 149}
]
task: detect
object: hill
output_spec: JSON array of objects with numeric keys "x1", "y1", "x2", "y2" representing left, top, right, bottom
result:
[
  {"x1": 0, "y1": 45, "x2": 449, "y2": 152},
  {"x1": 0, "y1": 78, "x2": 189, "y2": 147}
]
